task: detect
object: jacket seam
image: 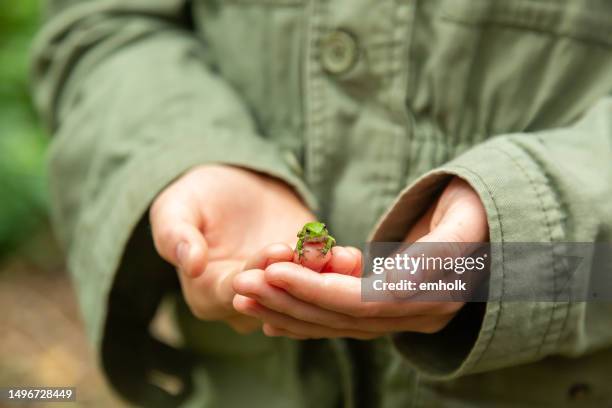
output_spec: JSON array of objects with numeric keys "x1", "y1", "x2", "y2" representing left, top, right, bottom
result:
[
  {"x1": 491, "y1": 143, "x2": 568, "y2": 359},
  {"x1": 509, "y1": 138, "x2": 571, "y2": 354},
  {"x1": 444, "y1": 162, "x2": 505, "y2": 372},
  {"x1": 530, "y1": 136, "x2": 573, "y2": 351}
]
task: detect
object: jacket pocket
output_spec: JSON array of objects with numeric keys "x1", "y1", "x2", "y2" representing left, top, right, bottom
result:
[
  {"x1": 409, "y1": 0, "x2": 612, "y2": 139},
  {"x1": 439, "y1": 0, "x2": 612, "y2": 47}
]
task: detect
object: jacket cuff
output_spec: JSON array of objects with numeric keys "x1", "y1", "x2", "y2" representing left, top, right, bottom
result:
[
  {"x1": 370, "y1": 137, "x2": 569, "y2": 379},
  {"x1": 65, "y1": 128, "x2": 316, "y2": 350}
]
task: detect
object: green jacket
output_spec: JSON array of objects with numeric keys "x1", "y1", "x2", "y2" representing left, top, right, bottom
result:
[{"x1": 31, "y1": 0, "x2": 612, "y2": 406}]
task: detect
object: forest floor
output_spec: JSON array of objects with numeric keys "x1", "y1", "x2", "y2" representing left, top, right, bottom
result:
[{"x1": 0, "y1": 226, "x2": 125, "y2": 407}]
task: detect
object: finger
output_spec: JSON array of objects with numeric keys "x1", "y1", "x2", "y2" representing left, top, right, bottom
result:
[
  {"x1": 429, "y1": 177, "x2": 489, "y2": 243},
  {"x1": 150, "y1": 195, "x2": 208, "y2": 278},
  {"x1": 264, "y1": 262, "x2": 450, "y2": 318},
  {"x1": 235, "y1": 270, "x2": 462, "y2": 333},
  {"x1": 345, "y1": 246, "x2": 363, "y2": 277},
  {"x1": 395, "y1": 208, "x2": 487, "y2": 299},
  {"x1": 179, "y1": 259, "x2": 244, "y2": 320},
  {"x1": 211, "y1": 260, "x2": 248, "y2": 310},
  {"x1": 234, "y1": 296, "x2": 378, "y2": 340},
  {"x1": 391, "y1": 180, "x2": 488, "y2": 299},
  {"x1": 321, "y1": 246, "x2": 359, "y2": 275},
  {"x1": 226, "y1": 314, "x2": 262, "y2": 334},
  {"x1": 262, "y1": 324, "x2": 308, "y2": 340},
  {"x1": 294, "y1": 243, "x2": 332, "y2": 272},
  {"x1": 403, "y1": 205, "x2": 435, "y2": 243},
  {"x1": 244, "y1": 243, "x2": 295, "y2": 271},
  {"x1": 386, "y1": 239, "x2": 469, "y2": 300},
  {"x1": 235, "y1": 269, "x2": 367, "y2": 330}
]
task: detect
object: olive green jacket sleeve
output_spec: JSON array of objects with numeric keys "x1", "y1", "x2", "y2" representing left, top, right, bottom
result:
[
  {"x1": 31, "y1": 0, "x2": 315, "y2": 351},
  {"x1": 372, "y1": 97, "x2": 612, "y2": 379}
]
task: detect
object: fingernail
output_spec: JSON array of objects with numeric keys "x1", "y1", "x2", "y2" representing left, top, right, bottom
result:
[{"x1": 177, "y1": 241, "x2": 190, "y2": 270}]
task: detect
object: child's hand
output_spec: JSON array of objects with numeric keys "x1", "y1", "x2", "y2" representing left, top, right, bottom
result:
[
  {"x1": 241, "y1": 242, "x2": 362, "y2": 275},
  {"x1": 293, "y1": 241, "x2": 361, "y2": 276},
  {"x1": 149, "y1": 165, "x2": 314, "y2": 334},
  {"x1": 233, "y1": 177, "x2": 487, "y2": 339},
  {"x1": 232, "y1": 243, "x2": 367, "y2": 339}
]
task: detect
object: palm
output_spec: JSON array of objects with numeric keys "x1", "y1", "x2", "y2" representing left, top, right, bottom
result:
[
  {"x1": 151, "y1": 165, "x2": 314, "y2": 325},
  {"x1": 192, "y1": 166, "x2": 313, "y2": 264}
]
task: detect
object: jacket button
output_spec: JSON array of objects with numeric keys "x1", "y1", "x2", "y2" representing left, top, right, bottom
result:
[{"x1": 320, "y1": 29, "x2": 359, "y2": 75}]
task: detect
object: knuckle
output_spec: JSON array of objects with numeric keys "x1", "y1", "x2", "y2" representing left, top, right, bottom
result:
[
  {"x1": 219, "y1": 295, "x2": 235, "y2": 313},
  {"x1": 189, "y1": 304, "x2": 209, "y2": 321},
  {"x1": 443, "y1": 241, "x2": 465, "y2": 259},
  {"x1": 357, "y1": 303, "x2": 382, "y2": 318},
  {"x1": 185, "y1": 293, "x2": 216, "y2": 321},
  {"x1": 153, "y1": 227, "x2": 177, "y2": 258},
  {"x1": 315, "y1": 277, "x2": 335, "y2": 302},
  {"x1": 332, "y1": 316, "x2": 355, "y2": 330},
  {"x1": 298, "y1": 290, "x2": 318, "y2": 306},
  {"x1": 263, "y1": 325, "x2": 282, "y2": 337}
]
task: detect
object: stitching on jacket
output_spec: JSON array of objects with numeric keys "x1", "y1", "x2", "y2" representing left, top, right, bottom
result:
[
  {"x1": 403, "y1": 0, "x2": 419, "y2": 185},
  {"x1": 504, "y1": 139, "x2": 570, "y2": 355},
  {"x1": 392, "y1": 1, "x2": 413, "y2": 198},
  {"x1": 492, "y1": 143, "x2": 563, "y2": 359},
  {"x1": 376, "y1": 0, "x2": 400, "y2": 218},
  {"x1": 303, "y1": 0, "x2": 327, "y2": 192},
  {"x1": 445, "y1": 162, "x2": 504, "y2": 372},
  {"x1": 533, "y1": 135, "x2": 572, "y2": 353}
]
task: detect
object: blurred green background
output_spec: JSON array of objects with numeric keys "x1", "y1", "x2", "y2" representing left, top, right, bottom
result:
[
  {"x1": 0, "y1": 3, "x2": 124, "y2": 405},
  {"x1": 0, "y1": 0, "x2": 48, "y2": 259}
]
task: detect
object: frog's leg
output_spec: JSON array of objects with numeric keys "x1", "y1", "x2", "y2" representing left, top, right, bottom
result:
[
  {"x1": 296, "y1": 239, "x2": 304, "y2": 258},
  {"x1": 322, "y1": 236, "x2": 336, "y2": 255}
]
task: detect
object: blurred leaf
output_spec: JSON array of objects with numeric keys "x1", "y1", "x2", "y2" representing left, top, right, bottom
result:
[{"x1": 0, "y1": 0, "x2": 48, "y2": 257}]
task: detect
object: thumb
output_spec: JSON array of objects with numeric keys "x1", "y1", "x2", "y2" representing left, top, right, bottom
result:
[
  {"x1": 428, "y1": 177, "x2": 489, "y2": 243},
  {"x1": 150, "y1": 196, "x2": 209, "y2": 278},
  {"x1": 387, "y1": 180, "x2": 488, "y2": 299},
  {"x1": 411, "y1": 184, "x2": 488, "y2": 278}
]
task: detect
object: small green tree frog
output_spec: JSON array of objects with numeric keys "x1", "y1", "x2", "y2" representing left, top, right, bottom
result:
[{"x1": 295, "y1": 221, "x2": 336, "y2": 258}]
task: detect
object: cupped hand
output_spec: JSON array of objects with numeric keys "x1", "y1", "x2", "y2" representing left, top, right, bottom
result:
[
  {"x1": 233, "y1": 177, "x2": 488, "y2": 339},
  {"x1": 233, "y1": 243, "x2": 366, "y2": 339},
  {"x1": 149, "y1": 165, "x2": 313, "y2": 333}
]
